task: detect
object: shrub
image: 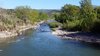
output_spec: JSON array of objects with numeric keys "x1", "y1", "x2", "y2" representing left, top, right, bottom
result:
[
  {"x1": 91, "y1": 19, "x2": 100, "y2": 33},
  {"x1": 62, "y1": 20, "x2": 81, "y2": 31},
  {"x1": 48, "y1": 22, "x2": 61, "y2": 28}
]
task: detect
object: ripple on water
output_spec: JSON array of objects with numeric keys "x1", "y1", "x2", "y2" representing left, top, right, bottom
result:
[{"x1": 0, "y1": 50, "x2": 3, "y2": 52}]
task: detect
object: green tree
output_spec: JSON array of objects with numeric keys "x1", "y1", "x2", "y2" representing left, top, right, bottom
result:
[
  {"x1": 15, "y1": 6, "x2": 31, "y2": 23},
  {"x1": 80, "y1": 0, "x2": 97, "y2": 32},
  {"x1": 38, "y1": 12, "x2": 48, "y2": 20},
  {"x1": 91, "y1": 7, "x2": 100, "y2": 33},
  {"x1": 28, "y1": 10, "x2": 39, "y2": 23},
  {"x1": 15, "y1": 6, "x2": 40, "y2": 24},
  {"x1": 61, "y1": 4, "x2": 80, "y2": 21},
  {"x1": 95, "y1": 6, "x2": 100, "y2": 19},
  {"x1": 55, "y1": 4, "x2": 80, "y2": 31},
  {"x1": 55, "y1": 4, "x2": 80, "y2": 23}
]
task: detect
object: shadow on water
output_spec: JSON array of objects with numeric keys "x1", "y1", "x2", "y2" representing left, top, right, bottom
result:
[
  {"x1": 19, "y1": 29, "x2": 35, "y2": 37},
  {"x1": 80, "y1": 42, "x2": 100, "y2": 50},
  {"x1": 65, "y1": 32, "x2": 100, "y2": 38}
]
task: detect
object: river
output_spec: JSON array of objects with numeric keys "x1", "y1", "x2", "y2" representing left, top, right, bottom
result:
[{"x1": 0, "y1": 23, "x2": 100, "y2": 56}]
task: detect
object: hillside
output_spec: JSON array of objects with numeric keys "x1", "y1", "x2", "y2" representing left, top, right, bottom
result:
[{"x1": 37, "y1": 9, "x2": 60, "y2": 16}]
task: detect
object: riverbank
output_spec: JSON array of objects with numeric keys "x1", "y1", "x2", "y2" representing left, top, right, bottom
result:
[
  {"x1": 52, "y1": 29, "x2": 100, "y2": 43},
  {"x1": 0, "y1": 22, "x2": 40, "y2": 39}
]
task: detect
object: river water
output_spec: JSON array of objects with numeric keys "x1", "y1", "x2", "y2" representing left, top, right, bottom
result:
[{"x1": 0, "y1": 24, "x2": 100, "y2": 56}]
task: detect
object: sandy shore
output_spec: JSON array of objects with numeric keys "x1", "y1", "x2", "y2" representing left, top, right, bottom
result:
[{"x1": 52, "y1": 29, "x2": 100, "y2": 43}]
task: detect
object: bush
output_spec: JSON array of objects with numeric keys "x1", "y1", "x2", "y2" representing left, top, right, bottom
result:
[
  {"x1": 51, "y1": 28, "x2": 56, "y2": 31},
  {"x1": 91, "y1": 19, "x2": 100, "y2": 33},
  {"x1": 48, "y1": 22, "x2": 61, "y2": 28},
  {"x1": 62, "y1": 20, "x2": 81, "y2": 31}
]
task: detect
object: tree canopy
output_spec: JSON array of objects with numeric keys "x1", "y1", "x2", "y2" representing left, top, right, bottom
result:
[{"x1": 55, "y1": 0, "x2": 100, "y2": 32}]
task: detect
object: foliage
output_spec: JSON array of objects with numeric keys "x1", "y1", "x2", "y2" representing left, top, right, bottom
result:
[
  {"x1": 15, "y1": 6, "x2": 31, "y2": 21},
  {"x1": 0, "y1": 6, "x2": 49, "y2": 31},
  {"x1": 80, "y1": 0, "x2": 97, "y2": 32},
  {"x1": 38, "y1": 12, "x2": 49, "y2": 20},
  {"x1": 55, "y1": 0, "x2": 100, "y2": 33},
  {"x1": 62, "y1": 20, "x2": 81, "y2": 31},
  {"x1": 91, "y1": 19, "x2": 100, "y2": 33},
  {"x1": 48, "y1": 22, "x2": 61, "y2": 28},
  {"x1": 55, "y1": 4, "x2": 81, "y2": 31},
  {"x1": 95, "y1": 6, "x2": 100, "y2": 19},
  {"x1": 55, "y1": 4, "x2": 80, "y2": 23},
  {"x1": 28, "y1": 10, "x2": 39, "y2": 23},
  {"x1": 15, "y1": 6, "x2": 49, "y2": 24}
]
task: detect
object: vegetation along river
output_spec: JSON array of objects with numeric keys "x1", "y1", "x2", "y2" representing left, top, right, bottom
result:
[{"x1": 0, "y1": 23, "x2": 100, "y2": 56}]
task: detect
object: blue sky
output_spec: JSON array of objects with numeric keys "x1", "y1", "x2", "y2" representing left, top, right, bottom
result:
[{"x1": 0, "y1": 0, "x2": 100, "y2": 9}]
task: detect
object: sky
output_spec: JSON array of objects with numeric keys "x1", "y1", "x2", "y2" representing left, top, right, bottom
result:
[{"x1": 0, "y1": 0, "x2": 100, "y2": 9}]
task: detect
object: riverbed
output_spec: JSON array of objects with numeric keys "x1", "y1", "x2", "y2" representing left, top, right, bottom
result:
[{"x1": 0, "y1": 23, "x2": 100, "y2": 56}]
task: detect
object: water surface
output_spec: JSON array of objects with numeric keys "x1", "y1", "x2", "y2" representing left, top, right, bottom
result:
[{"x1": 0, "y1": 24, "x2": 100, "y2": 56}]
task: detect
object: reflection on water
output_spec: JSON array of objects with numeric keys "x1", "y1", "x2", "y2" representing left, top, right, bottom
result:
[
  {"x1": 0, "y1": 29, "x2": 34, "y2": 44},
  {"x1": 0, "y1": 24, "x2": 100, "y2": 56}
]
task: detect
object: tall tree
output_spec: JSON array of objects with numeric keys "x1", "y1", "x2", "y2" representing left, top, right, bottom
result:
[
  {"x1": 61, "y1": 4, "x2": 80, "y2": 21},
  {"x1": 55, "y1": 4, "x2": 80, "y2": 23},
  {"x1": 95, "y1": 6, "x2": 100, "y2": 19},
  {"x1": 15, "y1": 6, "x2": 31, "y2": 22},
  {"x1": 80, "y1": 0, "x2": 97, "y2": 32}
]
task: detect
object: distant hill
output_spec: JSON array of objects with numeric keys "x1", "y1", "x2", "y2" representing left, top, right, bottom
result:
[
  {"x1": 37, "y1": 9, "x2": 60, "y2": 16},
  {"x1": 37, "y1": 9, "x2": 60, "y2": 13}
]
